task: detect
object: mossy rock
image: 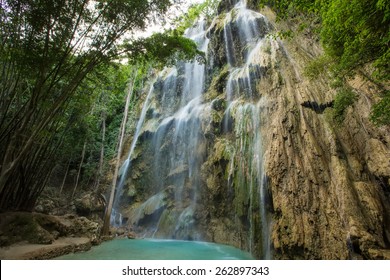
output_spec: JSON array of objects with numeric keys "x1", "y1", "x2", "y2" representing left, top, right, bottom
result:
[
  {"x1": 213, "y1": 138, "x2": 234, "y2": 162},
  {"x1": 127, "y1": 184, "x2": 137, "y2": 197},
  {"x1": 211, "y1": 65, "x2": 230, "y2": 98},
  {"x1": 217, "y1": 0, "x2": 236, "y2": 14},
  {"x1": 152, "y1": 209, "x2": 177, "y2": 238},
  {"x1": 0, "y1": 213, "x2": 55, "y2": 246}
]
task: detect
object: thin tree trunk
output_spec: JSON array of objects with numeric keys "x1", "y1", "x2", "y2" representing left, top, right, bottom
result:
[
  {"x1": 0, "y1": 57, "x2": 100, "y2": 196},
  {"x1": 101, "y1": 75, "x2": 135, "y2": 236},
  {"x1": 94, "y1": 111, "x2": 106, "y2": 192},
  {"x1": 71, "y1": 140, "x2": 87, "y2": 199},
  {"x1": 60, "y1": 158, "x2": 72, "y2": 194}
]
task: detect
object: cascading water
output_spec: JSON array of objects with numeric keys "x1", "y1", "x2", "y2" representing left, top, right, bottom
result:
[
  {"x1": 112, "y1": 20, "x2": 210, "y2": 240},
  {"x1": 221, "y1": 0, "x2": 273, "y2": 258},
  {"x1": 113, "y1": 0, "x2": 279, "y2": 259},
  {"x1": 110, "y1": 83, "x2": 155, "y2": 227},
  {"x1": 154, "y1": 21, "x2": 209, "y2": 240}
]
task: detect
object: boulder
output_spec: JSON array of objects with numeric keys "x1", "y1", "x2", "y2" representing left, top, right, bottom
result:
[{"x1": 74, "y1": 193, "x2": 105, "y2": 216}]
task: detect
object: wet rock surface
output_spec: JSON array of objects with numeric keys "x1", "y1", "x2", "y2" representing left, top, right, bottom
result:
[{"x1": 113, "y1": 1, "x2": 390, "y2": 260}]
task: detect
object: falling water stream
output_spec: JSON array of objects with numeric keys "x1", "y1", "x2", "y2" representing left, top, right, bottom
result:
[
  {"x1": 222, "y1": 0, "x2": 272, "y2": 258},
  {"x1": 110, "y1": 84, "x2": 155, "y2": 227},
  {"x1": 109, "y1": 0, "x2": 275, "y2": 259}
]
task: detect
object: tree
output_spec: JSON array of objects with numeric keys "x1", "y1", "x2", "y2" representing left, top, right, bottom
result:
[
  {"x1": 174, "y1": 0, "x2": 220, "y2": 34},
  {"x1": 0, "y1": 0, "x2": 200, "y2": 211},
  {"x1": 101, "y1": 67, "x2": 136, "y2": 236},
  {"x1": 320, "y1": 0, "x2": 389, "y2": 80}
]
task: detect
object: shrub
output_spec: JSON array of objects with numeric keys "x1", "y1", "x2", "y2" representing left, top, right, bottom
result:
[
  {"x1": 370, "y1": 91, "x2": 390, "y2": 126},
  {"x1": 332, "y1": 88, "x2": 357, "y2": 123}
]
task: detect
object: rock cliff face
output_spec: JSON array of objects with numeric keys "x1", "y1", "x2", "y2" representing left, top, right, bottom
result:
[
  {"x1": 114, "y1": 0, "x2": 390, "y2": 259},
  {"x1": 258, "y1": 7, "x2": 390, "y2": 260}
]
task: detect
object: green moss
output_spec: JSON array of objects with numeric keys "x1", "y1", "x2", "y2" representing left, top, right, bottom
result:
[
  {"x1": 214, "y1": 13, "x2": 228, "y2": 30},
  {"x1": 213, "y1": 139, "x2": 234, "y2": 162},
  {"x1": 231, "y1": 8, "x2": 238, "y2": 21},
  {"x1": 277, "y1": 72, "x2": 284, "y2": 86},
  {"x1": 262, "y1": 41, "x2": 272, "y2": 54},
  {"x1": 0, "y1": 213, "x2": 52, "y2": 246},
  {"x1": 332, "y1": 88, "x2": 357, "y2": 124},
  {"x1": 127, "y1": 184, "x2": 137, "y2": 197},
  {"x1": 303, "y1": 55, "x2": 331, "y2": 80},
  {"x1": 232, "y1": 169, "x2": 250, "y2": 218},
  {"x1": 204, "y1": 65, "x2": 229, "y2": 101},
  {"x1": 370, "y1": 90, "x2": 390, "y2": 126}
]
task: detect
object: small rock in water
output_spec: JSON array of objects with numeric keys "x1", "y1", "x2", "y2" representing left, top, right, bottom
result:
[{"x1": 116, "y1": 228, "x2": 126, "y2": 236}]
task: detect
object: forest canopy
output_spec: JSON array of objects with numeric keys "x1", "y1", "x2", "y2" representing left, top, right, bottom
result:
[
  {"x1": 258, "y1": 0, "x2": 389, "y2": 79},
  {"x1": 0, "y1": 0, "x2": 200, "y2": 211}
]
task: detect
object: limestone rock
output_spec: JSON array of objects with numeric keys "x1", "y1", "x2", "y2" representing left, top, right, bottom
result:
[
  {"x1": 127, "y1": 192, "x2": 167, "y2": 226},
  {"x1": 260, "y1": 7, "x2": 390, "y2": 259},
  {"x1": 365, "y1": 138, "x2": 390, "y2": 177},
  {"x1": 34, "y1": 225, "x2": 55, "y2": 245},
  {"x1": 34, "y1": 199, "x2": 55, "y2": 215},
  {"x1": 0, "y1": 212, "x2": 100, "y2": 249},
  {"x1": 74, "y1": 193, "x2": 105, "y2": 216},
  {"x1": 367, "y1": 249, "x2": 390, "y2": 260}
]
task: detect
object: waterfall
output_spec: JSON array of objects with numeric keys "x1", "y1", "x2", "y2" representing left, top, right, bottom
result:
[
  {"x1": 222, "y1": 0, "x2": 273, "y2": 258},
  {"x1": 110, "y1": 84, "x2": 155, "y2": 227},
  {"x1": 150, "y1": 20, "x2": 210, "y2": 240},
  {"x1": 114, "y1": 0, "x2": 278, "y2": 259}
]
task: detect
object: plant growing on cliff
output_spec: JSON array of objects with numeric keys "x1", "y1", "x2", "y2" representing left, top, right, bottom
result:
[
  {"x1": 332, "y1": 88, "x2": 357, "y2": 124},
  {"x1": 303, "y1": 55, "x2": 332, "y2": 79},
  {"x1": 258, "y1": 0, "x2": 390, "y2": 125},
  {"x1": 370, "y1": 91, "x2": 390, "y2": 126},
  {"x1": 174, "y1": 0, "x2": 220, "y2": 34}
]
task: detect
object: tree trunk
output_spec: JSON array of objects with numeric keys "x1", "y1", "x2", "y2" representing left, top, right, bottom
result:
[
  {"x1": 101, "y1": 76, "x2": 135, "y2": 236},
  {"x1": 60, "y1": 158, "x2": 72, "y2": 194},
  {"x1": 94, "y1": 111, "x2": 106, "y2": 192},
  {"x1": 71, "y1": 140, "x2": 87, "y2": 199}
]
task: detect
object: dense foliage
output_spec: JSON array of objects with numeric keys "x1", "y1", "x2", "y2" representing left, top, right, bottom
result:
[
  {"x1": 126, "y1": 31, "x2": 203, "y2": 66},
  {"x1": 371, "y1": 91, "x2": 390, "y2": 125},
  {"x1": 174, "y1": 0, "x2": 220, "y2": 33},
  {"x1": 320, "y1": 0, "x2": 389, "y2": 80},
  {"x1": 258, "y1": 0, "x2": 390, "y2": 124},
  {"x1": 0, "y1": 0, "x2": 199, "y2": 211},
  {"x1": 332, "y1": 88, "x2": 357, "y2": 124}
]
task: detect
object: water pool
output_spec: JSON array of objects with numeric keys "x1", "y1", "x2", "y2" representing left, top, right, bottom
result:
[{"x1": 55, "y1": 239, "x2": 254, "y2": 260}]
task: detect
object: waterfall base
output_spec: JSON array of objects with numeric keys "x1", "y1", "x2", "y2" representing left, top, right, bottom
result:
[{"x1": 55, "y1": 239, "x2": 254, "y2": 260}]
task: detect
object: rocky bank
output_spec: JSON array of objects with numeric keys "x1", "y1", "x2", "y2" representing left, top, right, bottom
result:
[{"x1": 0, "y1": 211, "x2": 101, "y2": 259}]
